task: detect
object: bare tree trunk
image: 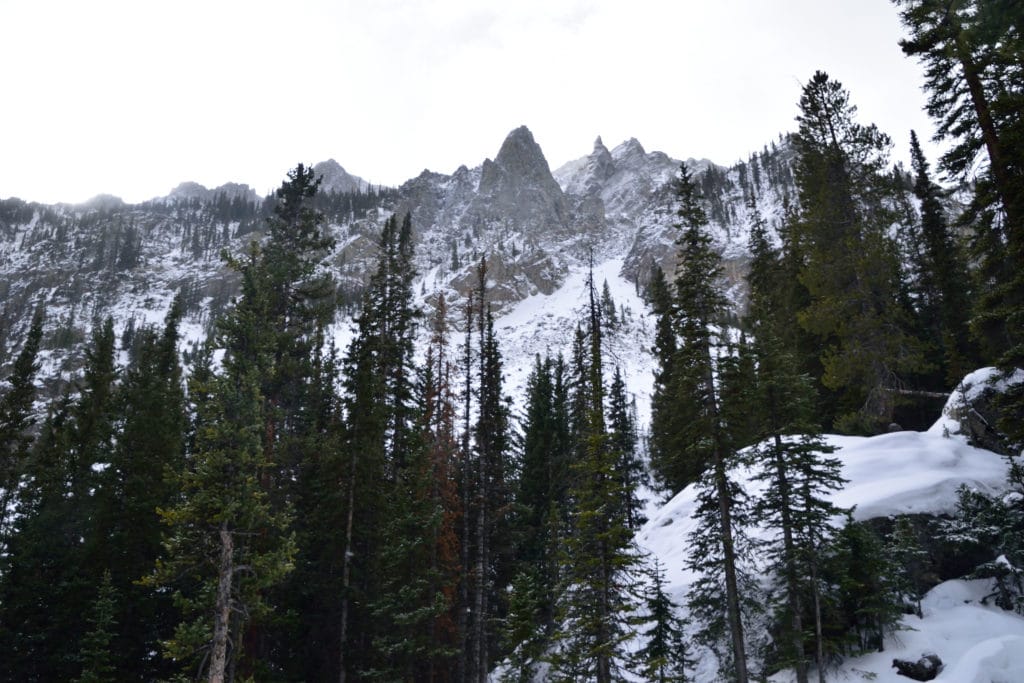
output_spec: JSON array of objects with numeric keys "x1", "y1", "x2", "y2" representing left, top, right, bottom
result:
[
  {"x1": 772, "y1": 430, "x2": 808, "y2": 683},
  {"x1": 704, "y1": 342, "x2": 748, "y2": 683},
  {"x1": 210, "y1": 523, "x2": 234, "y2": 683},
  {"x1": 338, "y1": 450, "x2": 357, "y2": 683},
  {"x1": 458, "y1": 302, "x2": 473, "y2": 683},
  {"x1": 474, "y1": 474, "x2": 487, "y2": 683}
]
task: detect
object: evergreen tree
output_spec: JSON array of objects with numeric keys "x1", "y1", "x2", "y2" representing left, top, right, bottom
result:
[
  {"x1": 472, "y1": 299, "x2": 513, "y2": 680},
  {"x1": 887, "y1": 517, "x2": 931, "y2": 618},
  {"x1": 746, "y1": 204, "x2": 847, "y2": 683},
  {"x1": 0, "y1": 318, "x2": 118, "y2": 681},
  {"x1": 635, "y1": 560, "x2": 692, "y2": 683},
  {"x1": 906, "y1": 130, "x2": 975, "y2": 386},
  {"x1": 337, "y1": 212, "x2": 421, "y2": 680},
  {"x1": 894, "y1": 0, "x2": 1024, "y2": 446},
  {"x1": 147, "y1": 339, "x2": 295, "y2": 682},
  {"x1": 515, "y1": 354, "x2": 571, "y2": 620},
  {"x1": 790, "y1": 71, "x2": 924, "y2": 433},
  {"x1": 501, "y1": 569, "x2": 548, "y2": 682},
  {"x1": 550, "y1": 268, "x2": 643, "y2": 683},
  {"x1": 0, "y1": 307, "x2": 43, "y2": 549},
  {"x1": 648, "y1": 265, "x2": 689, "y2": 493},
  {"x1": 608, "y1": 365, "x2": 645, "y2": 530},
  {"x1": 820, "y1": 516, "x2": 901, "y2": 656},
  {"x1": 74, "y1": 570, "x2": 119, "y2": 683},
  {"x1": 942, "y1": 483, "x2": 1024, "y2": 614},
  {"x1": 88, "y1": 300, "x2": 187, "y2": 680},
  {"x1": 662, "y1": 165, "x2": 751, "y2": 682}
]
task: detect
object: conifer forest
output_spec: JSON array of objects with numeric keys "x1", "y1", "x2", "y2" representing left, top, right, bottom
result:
[{"x1": 1, "y1": 2, "x2": 1023, "y2": 681}]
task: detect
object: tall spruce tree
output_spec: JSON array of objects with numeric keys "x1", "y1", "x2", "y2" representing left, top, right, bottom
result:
[
  {"x1": 88, "y1": 300, "x2": 187, "y2": 680},
  {"x1": 906, "y1": 130, "x2": 975, "y2": 386},
  {"x1": 550, "y1": 268, "x2": 642, "y2": 682},
  {"x1": 746, "y1": 204, "x2": 848, "y2": 683},
  {"x1": 635, "y1": 559, "x2": 692, "y2": 683},
  {"x1": 790, "y1": 71, "x2": 924, "y2": 433},
  {"x1": 608, "y1": 365, "x2": 645, "y2": 530},
  {"x1": 337, "y1": 212, "x2": 420, "y2": 680},
  {"x1": 658, "y1": 165, "x2": 752, "y2": 682},
  {"x1": 0, "y1": 318, "x2": 119, "y2": 681},
  {"x1": 0, "y1": 307, "x2": 43, "y2": 549},
  {"x1": 894, "y1": 0, "x2": 1024, "y2": 446}
]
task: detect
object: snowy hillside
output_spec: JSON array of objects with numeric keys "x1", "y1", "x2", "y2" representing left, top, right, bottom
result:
[{"x1": 637, "y1": 383, "x2": 1022, "y2": 682}]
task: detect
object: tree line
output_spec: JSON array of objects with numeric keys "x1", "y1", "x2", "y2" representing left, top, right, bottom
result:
[{"x1": 1, "y1": 1, "x2": 1022, "y2": 680}]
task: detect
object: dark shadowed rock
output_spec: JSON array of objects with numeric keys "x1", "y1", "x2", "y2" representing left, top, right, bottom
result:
[{"x1": 892, "y1": 653, "x2": 942, "y2": 680}]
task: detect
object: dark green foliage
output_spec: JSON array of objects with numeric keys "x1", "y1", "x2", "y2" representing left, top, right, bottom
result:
[
  {"x1": 906, "y1": 131, "x2": 976, "y2": 386},
  {"x1": 635, "y1": 560, "x2": 692, "y2": 682},
  {"x1": 608, "y1": 365, "x2": 645, "y2": 530},
  {"x1": 894, "y1": 0, "x2": 1024, "y2": 447},
  {"x1": 75, "y1": 570, "x2": 119, "y2": 683},
  {"x1": 820, "y1": 516, "x2": 901, "y2": 657},
  {"x1": 648, "y1": 265, "x2": 689, "y2": 493},
  {"x1": 745, "y1": 204, "x2": 848, "y2": 681},
  {"x1": 337, "y1": 212, "x2": 422, "y2": 679},
  {"x1": 0, "y1": 307, "x2": 43, "y2": 548},
  {"x1": 942, "y1": 484, "x2": 1024, "y2": 613},
  {"x1": 549, "y1": 271, "x2": 643, "y2": 683},
  {"x1": 147, "y1": 341, "x2": 296, "y2": 679},
  {"x1": 0, "y1": 318, "x2": 118, "y2": 682},
  {"x1": 887, "y1": 516, "x2": 932, "y2": 618},
  {"x1": 501, "y1": 569, "x2": 549, "y2": 682},
  {"x1": 790, "y1": 71, "x2": 925, "y2": 432},
  {"x1": 88, "y1": 301, "x2": 187, "y2": 679},
  {"x1": 649, "y1": 164, "x2": 751, "y2": 682},
  {"x1": 514, "y1": 353, "x2": 572, "y2": 634}
]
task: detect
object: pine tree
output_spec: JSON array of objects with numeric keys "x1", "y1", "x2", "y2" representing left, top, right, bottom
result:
[
  {"x1": 664, "y1": 165, "x2": 751, "y2": 682},
  {"x1": 635, "y1": 560, "x2": 692, "y2": 683},
  {"x1": 147, "y1": 338, "x2": 296, "y2": 682},
  {"x1": 887, "y1": 517, "x2": 931, "y2": 618},
  {"x1": 608, "y1": 365, "x2": 645, "y2": 530},
  {"x1": 0, "y1": 307, "x2": 43, "y2": 549},
  {"x1": 648, "y1": 265, "x2": 689, "y2": 493},
  {"x1": 337, "y1": 212, "x2": 421, "y2": 680},
  {"x1": 894, "y1": 0, "x2": 1024, "y2": 446},
  {"x1": 472, "y1": 299, "x2": 513, "y2": 680},
  {"x1": 906, "y1": 130, "x2": 975, "y2": 386},
  {"x1": 790, "y1": 71, "x2": 925, "y2": 433},
  {"x1": 0, "y1": 318, "x2": 119, "y2": 681},
  {"x1": 550, "y1": 266, "x2": 643, "y2": 682},
  {"x1": 746, "y1": 203, "x2": 847, "y2": 683},
  {"x1": 74, "y1": 570, "x2": 119, "y2": 683},
  {"x1": 87, "y1": 300, "x2": 187, "y2": 680},
  {"x1": 821, "y1": 516, "x2": 901, "y2": 656}
]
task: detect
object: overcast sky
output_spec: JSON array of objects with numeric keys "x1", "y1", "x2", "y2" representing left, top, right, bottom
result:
[{"x1": 1, "y1": 0, "x2": 938, "y2": 205}]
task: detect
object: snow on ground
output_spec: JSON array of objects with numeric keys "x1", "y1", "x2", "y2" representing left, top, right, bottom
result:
[
  {"x1": 637, "y1": 400, "x2": 1020, "y2": 682},
  {"x1": 788, "y1": 579, "x2": 1024, "y2": 683},
  {"x1": 491, "y1": 257, "x2": 656, "y2": 425}
]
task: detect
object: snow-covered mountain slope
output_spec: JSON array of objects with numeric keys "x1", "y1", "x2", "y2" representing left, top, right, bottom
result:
[
  {"x1": 0, "y1": 125, "x2": 789, "y2": 394},
  {"x1": 636, "y1": 384, "x2": 1020, "y2": 682}
]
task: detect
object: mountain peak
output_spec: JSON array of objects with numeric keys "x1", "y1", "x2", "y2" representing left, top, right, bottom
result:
[
  {"x1": 493, "y1": 126, "x2": 548, "y2": 174},
  {"x1": 313, "y1": 159, "x2": 367, "y2": 194}
]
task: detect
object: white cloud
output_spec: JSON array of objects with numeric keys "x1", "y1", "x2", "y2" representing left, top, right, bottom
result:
[{"x1": 0, "y1": 0, "x2": 938, "y2": 204}]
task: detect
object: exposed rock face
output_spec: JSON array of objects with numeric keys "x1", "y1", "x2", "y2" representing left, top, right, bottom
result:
[
  {"x1": 165, "y1": 181, "x2": 258, "y2": 203},
  {"x1": 2, "y1": 125, "x2": 807, "y2": 382},
  {"x1": 313, "y1": 159, "x2": 367, "y2": 194},
  {"x1": 940, "y1": 368, "x2": 1024, "y2": 456},
  {"x1": 470, "y1": 126, "x2": 571, "y2": 238}
]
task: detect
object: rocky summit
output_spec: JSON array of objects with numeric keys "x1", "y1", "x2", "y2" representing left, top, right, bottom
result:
[{"x1": 0, "y1": 125, "x2": 799, "y2": 389}]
